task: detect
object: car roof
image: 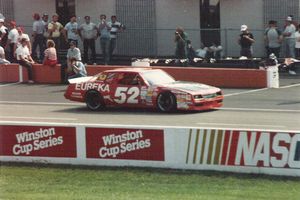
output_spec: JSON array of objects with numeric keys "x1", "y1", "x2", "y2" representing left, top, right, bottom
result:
[{"x1": 103, "y1": 68, "x2": 161, "y2": 74}]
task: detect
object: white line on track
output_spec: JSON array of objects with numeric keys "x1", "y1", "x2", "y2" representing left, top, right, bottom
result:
[
  {"x1": 0, "y1": 82, "x2": 21, "y2": 87},
  {"x1": 224, "y1": 88, "x2": 269, "y2": 97},
  {"x1": 0, "y1": 116, "x2": 77, "y2": 121},
  {"x1": 196, "y1": 122, "x2": 286, "y2": 128},
  {"x1": 0, "y1": 121, "x2": 298, "y2": 133},
  {"x1": 0, "y1": 101, "x2": 84, "y2": 106},
  {"x1": 279, "y1": 83, "x2": 300, "y2": 89},
  {"x1": 217, "y1": 107, "x2": 300, "y2": 113}
]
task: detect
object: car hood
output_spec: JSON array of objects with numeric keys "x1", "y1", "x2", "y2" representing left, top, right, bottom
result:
[{"x1": 162, "y1": 81, "x2": 220, "y2": 94}]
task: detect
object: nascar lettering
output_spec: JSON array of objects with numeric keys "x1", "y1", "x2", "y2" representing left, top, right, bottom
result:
[
  {"x1": 185, "y1": 129, "x2": 300, "y2": 169},
  {"x1": 86, "y1": 128, "x2": 165, "y2": 161}
]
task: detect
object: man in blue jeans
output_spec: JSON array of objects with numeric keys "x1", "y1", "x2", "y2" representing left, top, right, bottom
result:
[{"x1": 98, "y1": 14, "x2": 111, "y2": 65}]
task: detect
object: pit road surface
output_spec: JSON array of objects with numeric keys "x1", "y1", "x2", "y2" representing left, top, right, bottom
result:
[{"x1": 0, "y1": 73, "x2": 299, "y2": 131}]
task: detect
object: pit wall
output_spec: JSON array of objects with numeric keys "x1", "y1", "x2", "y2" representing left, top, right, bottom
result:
[
  {"x1": 0, "y1": 122, "x2": 299, "y2": 177},
  {"x1": 0, "y1": 64, "x2": 268, "y2": 88}
]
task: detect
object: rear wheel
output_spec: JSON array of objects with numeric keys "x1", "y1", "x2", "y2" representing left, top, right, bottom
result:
[
  {"x1": 157, "y1": 92, "x2": 177, "y2": 112},
  {"x1": 85, "y1": 90, "x2": 105, "y2": 111}
]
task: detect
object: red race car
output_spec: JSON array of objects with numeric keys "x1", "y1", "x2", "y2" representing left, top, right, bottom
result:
[{"x1": 64, "y1": 68, "x2": 223, "y2": 112}]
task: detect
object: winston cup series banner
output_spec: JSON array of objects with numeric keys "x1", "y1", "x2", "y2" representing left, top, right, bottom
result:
[{"x1": 0, "y1": 125, "x2": 77, "y2": 157}]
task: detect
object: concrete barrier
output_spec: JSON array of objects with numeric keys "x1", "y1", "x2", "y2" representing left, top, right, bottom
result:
[
  {"x1": 86, "y1": 65, "x2": 268, "y2": 88},
  {"x1": 0, "y1": 64, "x2": 61, "y2": 83},
  {"x1": 0, "y1": 121, "x2": 299, "y2": 177},
  {"x1": 1, "y1": 64, "x2": 269, "y2": 88}
]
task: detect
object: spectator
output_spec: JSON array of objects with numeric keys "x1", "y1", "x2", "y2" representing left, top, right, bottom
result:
[
  {"x1": 43, "y1": 39, "x2": 57, "y2": 67},
  {"x1": 295, "y1": 24, "x2": 300, "y2": 58},
  {"x1": 98, "y1": 14, "x2": 111, "y2": 65},
  {"x1": 15, "y1": 38, "x2": 35, "y2": 83},
  {"x1": 108, "y1": 15, "x2": 125, "y2": 60},
  {"x1": 48, "y1": 13, "x2": 64, "y2": 50},
  {"x1": 282, "y1": 16, "x2": 296, "y2": 58},
  {"x1": 0, "y1": 18, "x2": 8, "y2": 47},
  {"x1": 32, "y1": 13, "x2": 45, "y2": 62},
  {"x1": 66, "y1": 41, "x2": 81, "y2": 72},
  {"x1": 78, "y1": 16, "x2": 98, "y2": 64},
  {"x1": 6, "y1": 21, "x2": 18, "y2": 62},
  {"x1": 68, "y1": 57, "x2": 87, "y2": 80},
  {"x1": 0, "y1": 45, "x2": 10, "y2": 64},
  {"x1": 42, "y1": 13, "x2": 49, "y2": 45},
  {"x1": 264, "y1": 20, "x2": 282, "y2": 58},
  {"x1": 174, "y1": 27, "x2": 187, "y2": 61},
  {"x1": 63, "y1": 15, "x2": 79, "y2": 46},
  {"x1": 14, "y1": 26, "x2": 31, "y2": 56},
  {"x1": 186, "y1": 40, "x2": 196, "y2": 63},
  {"x1": 238, "y1": 24, "x2": 255, "y2": 58}
]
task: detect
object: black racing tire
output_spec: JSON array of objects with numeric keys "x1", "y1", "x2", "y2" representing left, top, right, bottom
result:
[
  {"x1": 85, "y1": 90, "x2": 105, "y2": 111},
  {"x1": 157, "y1": 92, "x2": 177, "y2": 112}
]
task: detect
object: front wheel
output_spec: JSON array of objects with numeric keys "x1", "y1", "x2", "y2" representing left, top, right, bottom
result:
[
  {"x1": 157, "y1": 92, "x2": 177, "y2": 112},
  {"x1": 85, "y1": 90, "x2": 105, "y2": 111}
]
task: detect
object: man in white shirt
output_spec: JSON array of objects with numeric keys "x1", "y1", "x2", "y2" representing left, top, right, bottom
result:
[
  {"x1": 6, "y1": 21, "x2": 18, "y2": 62},
  {"x1": 63, "y1": 15, "x2": 79, "y2": 46},
  {"x1": 107, "y1": 15, "x2": 125, "y2": 60},
  {"x1": 282, "y1": 16, "x2": 296, "y2": 58},
  {"x1": 78, "y1": 16, "x2": 99, "y2": 64},
  {"x1": 0, "y1": 45, "x2": 10, "y2": 64},
  {"x1": 0, "y1": 18, "x2": 8, "y2": 47},
  {"x1": 14, "y1": 26, "x2": 31, "y2": 56},
  {"x1": 15, "y1": 38, "x2": 35, "y2": 83}
]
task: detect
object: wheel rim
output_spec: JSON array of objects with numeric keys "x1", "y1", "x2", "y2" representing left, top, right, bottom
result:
[
  {"x1": 86, "y1": 91, "x2": 102, "y2": 110},
  {"x1": 158, "y1": 93, "x2": 175, "y2": 111}
]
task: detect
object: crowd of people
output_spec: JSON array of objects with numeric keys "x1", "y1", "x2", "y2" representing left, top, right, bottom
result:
[
  {"x1": 0, "y1": 13, "x2": 125, "y2": 83},
  {"x1": 0, "y1": 12, "x2": 299, "y2": 83}
]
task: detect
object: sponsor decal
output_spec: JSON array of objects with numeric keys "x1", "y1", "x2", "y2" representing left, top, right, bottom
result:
[
  {"x1": 75, "y1": 82, "x2": 110, "y2": 92},
  {"x1": 0, "y1": 125, "x2": 77, "y2": 157},
  {"x1": 86, "y1": 128, "x2": 164, "y2": 161},
  {"x1": 185, "y1": 129, "x2": 300, "y2": 169}
]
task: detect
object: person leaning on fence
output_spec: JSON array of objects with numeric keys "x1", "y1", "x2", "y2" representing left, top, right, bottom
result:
[
  {"x1": 43, "y1": 39, "x2": 57, "y2": 67},
  {"x1": 47, "y1": 13, "x2": 64, "y2": 51},
  {"x1": 32, "y1": 13, "x2": 46, "y2": 62},
  {"x1": 78, "y1": 15, "x2": 99, "y2": 64},
  {"x1": 238, "y1": 24, "x2": 255, "y2": 58},
  {"x1": 282, "y1": 16, "x2": 296, "y2": 58},
  {"x1": 63, "y1": 15, "x2": 79, "y2": 46},
  {"x1": 174, "y1": 27, "x2": 187, "y2": 63},
  {"x1": 15, "y1": 38, "x2": 35, "y2": 83},
  {"x1": 107, "y1": 15, "x2": 125, "y2": 60},
  {"x1": 98, "y1": 14, "x2": 111, "y2": 65},
  {"x1": 264, "y1": 20, "x2": 282, "y2": 58},
  {"x1": 67, "y1": 57, "x2": 87, "y2": 81}
]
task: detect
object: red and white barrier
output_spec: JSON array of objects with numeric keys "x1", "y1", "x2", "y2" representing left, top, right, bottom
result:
[{"x1": 0, "y1": 122, "x2": 299, "y2": 176}]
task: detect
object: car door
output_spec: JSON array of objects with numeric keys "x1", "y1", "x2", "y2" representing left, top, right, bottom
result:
[{"x1": 111, "y1": 72, "x2": 146, "y2": 107}]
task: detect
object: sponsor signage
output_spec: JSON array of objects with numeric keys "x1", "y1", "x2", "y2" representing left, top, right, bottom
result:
[
  {"x1": 186, "y1": 129, "x2": 300, "y2": 169},
  {"x1": 86, "y1": 128, "x2": 165, "y2": 161},
  {"x1": 0, "y1": 125, "x2": 77, "y2": 157}
]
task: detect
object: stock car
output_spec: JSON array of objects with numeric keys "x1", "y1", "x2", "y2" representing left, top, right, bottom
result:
[{"x1": 64, "y1": 68, "x2": 224, "y2": 112}]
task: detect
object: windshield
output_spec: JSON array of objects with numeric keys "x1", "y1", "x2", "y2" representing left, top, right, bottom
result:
[{"x1": 141, "y1": 70, "x2": 175, "y2": 85}]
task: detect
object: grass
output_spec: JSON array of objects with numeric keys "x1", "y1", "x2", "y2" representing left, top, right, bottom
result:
[{"x1": 0, "y1": 163, "x2": 300, "y2": 200}]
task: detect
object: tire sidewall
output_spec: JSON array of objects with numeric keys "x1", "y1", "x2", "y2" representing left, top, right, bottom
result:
[
  {"x1": 157, "y1": 92, "x2": 177, "y2": 112},
  {"x1": 85, "y1": 90, "x2": 104, "y2": 111}
]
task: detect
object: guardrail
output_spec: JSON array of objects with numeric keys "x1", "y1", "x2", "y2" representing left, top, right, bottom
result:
[{"x1": 1, "y1": 121, "x2": 299, "y2": 177}]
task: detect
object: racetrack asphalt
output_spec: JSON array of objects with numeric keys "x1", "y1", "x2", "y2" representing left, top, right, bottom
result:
[{"x1": 0, "y1": 72, "x2": 299, "y2": 131}]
